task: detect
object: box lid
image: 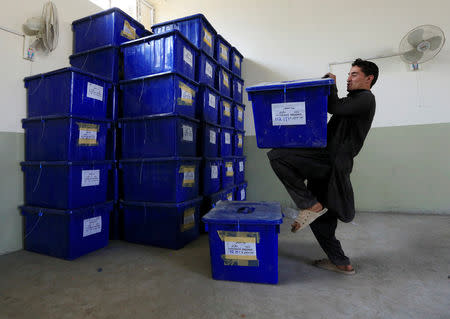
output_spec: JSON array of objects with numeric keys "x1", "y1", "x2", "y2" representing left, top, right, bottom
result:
[
  {"x1": 202, "y1": 201, "x2": 282, "y2": 225},
  {"x1": 152, "y1": 13, "x2": 217, "y2": 36},
  {"x1": 246, "y1": 78, "x2": 334, "y2": 93}
]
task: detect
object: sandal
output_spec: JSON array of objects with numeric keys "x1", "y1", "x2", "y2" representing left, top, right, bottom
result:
[
  {"x1": 313, "y1": 259, "x2": 356, "y2": 275},
  {"x1": 291, "y1": 208, "x2": 328, "y2": 233}
]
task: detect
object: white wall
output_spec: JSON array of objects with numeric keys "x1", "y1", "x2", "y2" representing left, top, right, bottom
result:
[{"x1": 152, "y1": 0, "x2": 450, "y2": 134}]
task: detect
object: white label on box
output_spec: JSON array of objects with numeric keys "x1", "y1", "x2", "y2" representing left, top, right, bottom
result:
[
  {"x1": 241, "y1": 189, "x2": 246, "y2": 200},
  {"x1": 121, "y1": 20, "x2": 137, "y2": 40},
  {"x1": 220, "y1": 44, "x2": 228, "y2": 61},
  {"x1": 238, "y1": 82, "x2": 242, "y2": 94},
  {"x1": 205, "y1": 61, "x2": 213, "y2": 78},
  {"x1": 208, "y1": 93, "x2": 216, "y2": 108},
  {"x1": 183, "y1": 47, "x2": 193, "y2": 67},
  {"x1": 234, "y1": 55, "x2": 241, "y2": 69},
  {"x1": 81, "y1": 170, "x2": 100, "y2": 187},
  {"x1": 79, "y1": 130, "x2": 97, "y2": 142},
  {"x1": 184, "y1": 213, "x2": 195, "y2": 225},
  {"x1": 227, "y1": 193, "x2": 233, "y2": 201},
  {"x1": 271, "y1": 102, "x2": 306, "y2": 126},
  {"x1": 238, "y1": 108, "x2": 243, "y2": 121},
  {"x1": 239, "y1": 161, "x2": 244, "y2": 172},
  {"x1": 226, "y1": 163, "x2": 233, "y2": 174},
  {"x1": 184, "y1": 171, "x2": 195, "y2": 183},
  {"x1": 211, "y1": 165, "x2": 218, "y2": 179},
  {"x1": 181, "y1": 87, "x2": 192, "y2": 102},
  {"x1": 224, "y1": 237, "x2": 257, "y2": 259},
  {"x1": 86, "y1": 82, "x2": 103, "y2": 101},
  {"x1": 203, "y1": 28, "x2": 212, "y2": 47},
  {"x1": 238, "y1": 135, "x2": 243, "y2": 147},
  {"x1": 223, "y1": 103, "x2": 231, "y2": 117},
  {"x1": 223, "y1": 71, "x2": 229, "y2": 88},
  {"x1": 83, "y1": 216, "x2": 102, "y2": 237},
  {"x1": 225, "y1": 132, "x2": 231, "y2": 144},
  {"x1": 182, "y1": 125, "x2": 193, "y2": 142},
  {"x1": 210, "y1": 130, "x2": 216, "y2": 144}
]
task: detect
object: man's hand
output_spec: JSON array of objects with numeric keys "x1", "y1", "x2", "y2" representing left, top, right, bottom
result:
[{"x1": 323, "y1": 72, "x2": 336, "y2": 82}]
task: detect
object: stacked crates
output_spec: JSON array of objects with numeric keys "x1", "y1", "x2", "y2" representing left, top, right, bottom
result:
[
  {"x1": 21, "y1": 67, "x2": 114, "y2": 260},
  {"x1": 118, "y1": 27, "x2": 202, "y2": 250},
  {"x1": 152, "y1": 14, "x2": 248, "y2": 232},
  {"x1": 70, "y1": 8, "x2": 151, "y2": 239}
]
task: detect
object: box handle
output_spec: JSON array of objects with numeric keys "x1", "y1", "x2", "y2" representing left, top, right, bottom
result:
[{"x1": 237, "y1": 207, "x2": 255, "y2": 214}]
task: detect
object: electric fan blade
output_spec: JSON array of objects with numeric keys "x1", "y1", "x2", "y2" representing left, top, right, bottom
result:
[
  {"x1": 427, "y1": 36, "x2": 443, "y2": 50},
  {"x1": 407, "y1": 28, "x2": 424, "y2": 47},
  {"x1": 403, "y1": 49, "x2": 423, "y2": 63}
]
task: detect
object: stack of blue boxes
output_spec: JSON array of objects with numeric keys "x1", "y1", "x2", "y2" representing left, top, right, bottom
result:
[
  {"x1": 151, "y1": 14, "x2": 248, "y2": 233},
  {"x1": 70, "y1": 8, "x2": 151, "y2": 239}
]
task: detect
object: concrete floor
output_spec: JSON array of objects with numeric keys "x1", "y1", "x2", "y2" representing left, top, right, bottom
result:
[{"x1": 0, "y1": 212, "x2": 449, "y2": 319}]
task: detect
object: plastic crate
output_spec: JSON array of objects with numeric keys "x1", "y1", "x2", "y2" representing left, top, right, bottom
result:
[
  {"x1": 232, "y1": 74, "x2": 244, "y2": 103},
  {"x1": 234, "y1": 156, "x2": 246, "y2": 184},
  {"x1": 121, "y1": 197, "x2": 202, "y2": 249},
  {"x1": 201, "y1": 157, "x2": 222, "y2": 196},
  {"x1": 215, "y1": 35, "x2": 231, "y2": 68},
  {"x1": 233, "y1": 129, "x2": 245, "y2": 156},
  {"x1": 152, "y1": 14, "x2": 217, "y2": 57},
  {"x1": 202, "y1": 201, "x2": 283, "y2": 284},
  {"x1": 196, "y1": 50, "x2": 218, "y2": 87},
  {"x1": 216, "y1": 66, "x2": 232, "y2": 98},
  {"x1": 199, "y1": 121, "x2": 220, "y2": 157},
  {"x1": 119, "y1": 72, "x2": 198, "y2": 118},
  {"x1": 233, "y1": 103, "x2": 245, "y2": 130},
  {"x1": 119, "y1": 157, "x2": 201, "y2": 203},
  {"x1": 119, "y1": 114, "x2": 198, "y2": 158},
  {"x1": 246, "y1": 78, "x2": 334, "y2": 148},
  {"x1": 221, "y1": 157, "x2": 235, "y2": 189},
  {"x1": 24, "y1": 67, "x2": 111, "y2": 119},
  {"x1": 22, "y1": 116, "x2": 112, "y2": 161},
  {"x1": 235, "y1": 182, "x2": 248, "y2": 201},
  {"x1": 20, "y1": 201, "x2": 113, "y2": 260},
  {"x1": 21, "y1": 161, "x2": 113, "y2": 209},
  {"x1": 70, "y1": 45, "x2": 120, "y2": 83},
  {"x1": 220, "y1": 126, "x2": 233, "y2": 157},
  {"x1": 72, "y1": 7, "x2": 150, "y2": 53},
  {"x1": 197, "y1": 84, "x2": 220, "y2": 124},
  {"x1": 121, "y1": 30, "x2": 198, "y2": 81},
  {"x1": 219, "y1": 95, "x2": 233, "y2": 127},
  {"x1": 230, "y1": 47, "x2": 243, "y2": 77},
  {"x1": 222, "y1": 186, "x2": 235, "y2": 201}
]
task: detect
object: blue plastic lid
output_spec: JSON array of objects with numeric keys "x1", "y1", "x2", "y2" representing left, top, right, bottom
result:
[
  {"x1": 233, "y1": 155, "x2": 246, "y2": 160},
  {"x1": 231, "y1": 46, "x2": 243, "y2": 59},
  {"x1": 22, "y1": 115, "x2": 113, "y2": 124},
  {"x1": 246, "y1": 78, "x2": 334, "y2": 93},
  {"x1": 152, "y1": 13, "x2": 217, "y2": 35},
  {"x1": 217, "y1": 64, "x2": 233, "y2": 74},
  {"x1": 119, "y1": 157, "x2": 201, "y2": 164},
  {"x1": 120, "y1": 29, "x2": 199, "y2": 52},
  {"x1": 199, "y1": 83, "x2": 221, "y2": 96},
  {"x1": 119, "y1": 71, "x2": 199, "y2": 87},
  {"x1": 203, "y1": 121, "x2": 221, "y2": 129},
  {"x1": 20, "y1": 201, "x2": 114, "y2": 216},
  {"x1": 120, "y1": 196, "x2": 203, "y2": 208},
  {"x1": 202, "y1": 201, "x2": 282, "y2": 225},
  {"x1": 237, "y1": 181, "x2": 248, "y2": 187},
  {"x1": 222, "y1": 156, "x2": 235, "y2": 161},
  {"x1": 220, "y1": 94, "x2": 233, "y2": 103},
  {"x1": 21, "y1": 160, "x2": 113, "y2": 167},
  {"x1": 234, "y1": 129, "x2": 245, "y2": 134},
  {"x1": 203, "y1": 157, "x2": 223, "y2": 161},
  {"x1": 220, "y1": 125, "x2": 234, "y2": 131},
  {"x1": 24, "y1": 66, "x2": 112, "y2": 84},
  {"x1": 216, "y1": 34, "x2": 232, "y2": 48},
  {"x1": 232, "y1": 74, "x2": 244, "y2": 82},
  {"x1": 119, "y1": 113, "x2": 200, "y2": 123},
  {"x1": 199, "y1": 49, "x2": 218, "y2": 63},
  {"x1": 69, "y1": 44, "x2": 119, "y2": 58},
  {"x1": 72, "y1": 7, "x2": 150, "y2": 33}
]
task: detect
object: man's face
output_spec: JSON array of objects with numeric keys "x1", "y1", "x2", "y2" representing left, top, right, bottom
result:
[{"x1": 347, "y1": 66, "x2": 373, "y2": 91}]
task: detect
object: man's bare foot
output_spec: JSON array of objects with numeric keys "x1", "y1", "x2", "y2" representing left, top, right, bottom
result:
[
  {"x1": 336, "y1": 264, "x2": 354, "y2": 272},
  {"x1": 291, "y1": 202, "x2": 325, "y2": 232}
]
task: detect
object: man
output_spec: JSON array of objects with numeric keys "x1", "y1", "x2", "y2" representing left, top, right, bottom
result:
[{"x1": 268, "y1": 58, "x2": 379, "y2": 275}]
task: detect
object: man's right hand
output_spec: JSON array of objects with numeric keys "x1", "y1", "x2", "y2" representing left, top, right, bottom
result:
[{"x1": 323, "y1": 73, "x2": 336, "y2": 82}]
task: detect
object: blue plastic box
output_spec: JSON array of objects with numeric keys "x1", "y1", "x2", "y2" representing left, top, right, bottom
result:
[
  {"x1": 197, "y1": 84, "x2": 220, "y2": 124},
  {"x1": 120, "y1": 157, "x2": 201, "y2": 203},
  {"x1": 234, "y1": 156, "x2": 246, "y2": 184},
  {"x1": 232, "y1": 74, "x2": 244, "y2": 103},
  {"x1": 196, "y1": 50, "x2": 218, "y2": 87},
  {"x1": 202, "y1": 201, "x2": 283, "y2": 284},
  {"x1": 230, "y1": 47, "x2": 243, "y2": 77},
  {"x1": 202, "y1": 157, "x2": 222, "y2": 196},
  {"x1": 222, "y1": 186, "x2": 235, "y2": 201},
  {"x1": 22, "y1": 116, "x2": 111, "y2": 161},
  {"x1": 220, "y1": 126, "x2": 233, "y2": 157},
  {"x1": 24, "y1": 67, "x2": 111, "y2": 119},
  {"x1": 235, "y1": 182, "x2": 248, "y2": 201},
  {"x1": 215, "y1": 35, "x2": 231, "y2": 68},
  {"x1": 119, "y1": 72, "x2": 198, "y2": 118},
  {"x1": 152, "y1": 14, "x2": 217, "y2": 57},
  {"x1": 119, "y1": 114, "x2": 198, "y2": 158},
  {"x1": 219, "y1": 95, "x2": 233, "y2": 127},
  {"x1": 221, "y1": 157, "x2": 235, "y2": 189},
  {"x1": 216, "y1": 66, "x2": 232, "y2": 98},
  {"x1": 199, "y1": 121, "x2": 220, "y2": 157},
  {"x1": 70, "y1": 45, "x2": 120, "y2": 83},
  {"x1": 233, "y1": 129, "x2": 245, "y2": 156},
  {"x1": 121, "y1": 197, "x2": 202, "y2": 249},
  {"x1": 121, "y1": 30, "x2": 198, "y2": 81},
  {"x1": 246, "y1": 78, "x2": 334, "y2": 148},
  {"x1": 21, "y1": 202, "x2": 113, "y2": 260},
  {"x1": 21, "y1": 161, "x2": 113, "y2": 210},
  {"x1": 233, "y1": 103, "x2": 245, "y2": 130},
  {"x1": 72, "y1": 7, "x2": 151, "y2": 53}
]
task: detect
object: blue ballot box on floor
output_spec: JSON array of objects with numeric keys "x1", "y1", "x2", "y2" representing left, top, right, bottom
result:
[
  {"x1": 202, "y1": 201, "x2": 282, "y2": 284},
  {"x1": 246, "y1": 78, "x2": 334, "y2": 148}
]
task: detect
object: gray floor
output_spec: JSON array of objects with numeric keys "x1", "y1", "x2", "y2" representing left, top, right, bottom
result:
[{"x1": 0, "y1": 212, "x2": 449, "y2": 319}]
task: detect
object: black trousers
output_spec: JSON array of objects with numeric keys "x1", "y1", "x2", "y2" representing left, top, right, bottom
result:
[{"x1": 268, "y1": 148, "x2": 351, "y2": 266}]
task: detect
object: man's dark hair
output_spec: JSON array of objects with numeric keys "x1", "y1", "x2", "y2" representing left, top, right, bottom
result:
[{"x1": 352, "y1": 58, "x2": 379, "y2": 88}]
